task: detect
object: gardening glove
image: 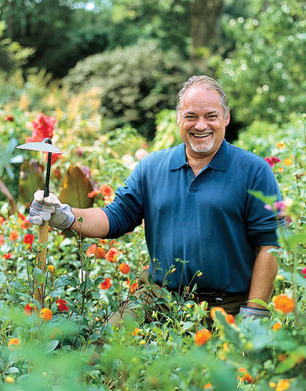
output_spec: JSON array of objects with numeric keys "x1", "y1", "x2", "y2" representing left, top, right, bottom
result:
[
  {"x1": 29, "y1": 190, "x2": 76, "y2": 231},
  {"x1": 239, "y1": 305, "x2": 270, "y2": 319}
]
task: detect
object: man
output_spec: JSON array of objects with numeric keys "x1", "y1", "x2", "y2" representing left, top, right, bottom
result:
[{"x1": 29, "y1": 75, "x2": 282, "y2": 323}]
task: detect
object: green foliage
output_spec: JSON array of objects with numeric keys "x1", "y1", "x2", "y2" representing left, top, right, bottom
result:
[
  {"x1": 63, "y1": 42, "x2": 194, "y2": 139},
  {"x1": 213, "y1": 0, "x2": 305, "y2": 125}
]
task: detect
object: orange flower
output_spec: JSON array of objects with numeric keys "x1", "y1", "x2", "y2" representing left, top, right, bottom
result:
[
  {"x1": 272, "y1": 322, "x2": 282, "y2": 331},
  {"x1": 88, "y1": 189, "x2": 100, "y2": 198},
  {"x1": 204, "y1": 383, "x2": 213, "y2": 390},
  {"x1": 273, "y1": 294, "x2": 295, "y2": 313},
  {"x1": 194, "y1": 328, "x2": 211, "y2": 346},
  {"x1": 9, "y1": 230, "x2": 18, "y2": 241},
  {"x1": 237, "y1": 368, "x2": 253, "y2": 383},
  {"x1": 119, "y1": 263, "x2": 130, "y2": 274},
  {"x1": 105, "y1": 247, "x2": 120, "y2": 263},
  {"x1": 0, "y1": 234, "x2": 4, "y2": 245},
  {"x1": 86, "y1": 243, "x2": 97, "y2": 256},
  {"x1": 100, "y1": 184, "x2": 114, "y2": 198},
  {"x1": 127, "y1": 278, "x2": 138, "y2": 294},
  {"x1": 93, "y1": 246, "x2": 105, "y2": 259},
  {"x1": 210, "y1": 306, "x2": 226, "y2": 320},
  {"x1": 40, "y1": 308, "x2": 52, "y2": 322},
  {"x1": 100, "y1": 277, "x2": 112, "y2": 290},
  {"x1": 225, "y1": 314, "x2": 235, "y2": 324},
  {"x1": 132, "y1": 327, "x2": 141, "y2": 336},
  {"x1": 8, "y1": 338, "x2": 19, "y2": 349}
]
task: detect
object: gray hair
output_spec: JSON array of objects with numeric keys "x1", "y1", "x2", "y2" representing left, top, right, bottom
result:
[{"x1": 176, "y1": 75, "x2": 229, "y2": 118}]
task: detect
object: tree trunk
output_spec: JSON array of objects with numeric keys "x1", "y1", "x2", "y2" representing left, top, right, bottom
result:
[{"x1": 190, "y1": 0, "x2": 224, "y2": 69}]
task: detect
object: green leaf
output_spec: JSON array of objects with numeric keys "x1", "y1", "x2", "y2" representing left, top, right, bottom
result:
[
  {"x1": 248, "y1": 190, "x2": 277, "y2": 205},
  {"x1": 45, "y1": 339, "x2": 59, "y2": 353},
  {"x1": 248, "y1": 298, "x2": 270, "y2": 309},
  {"x1": 59, "y1": 165, "x2": 94, "y2": 208},
  {"x1": 18, "y1": 160, "x2": 44, "y2": 206}
]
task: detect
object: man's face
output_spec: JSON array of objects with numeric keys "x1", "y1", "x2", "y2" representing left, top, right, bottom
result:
[{"x1": 177, "y1": 86, "x2": 230, "y2": 160}]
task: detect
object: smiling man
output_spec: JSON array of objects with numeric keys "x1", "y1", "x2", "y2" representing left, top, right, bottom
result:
[{"x1": 29, "y1": 75, "x2": 283, "y2": 324}]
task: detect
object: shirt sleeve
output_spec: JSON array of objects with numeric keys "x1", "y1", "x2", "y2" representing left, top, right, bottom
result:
[
  {"x1": 102, "y1": 161, "x2": 144, "y2": 238},
  {"x1": 245, "y1": 162, "x2": 283, "y2": 246}
]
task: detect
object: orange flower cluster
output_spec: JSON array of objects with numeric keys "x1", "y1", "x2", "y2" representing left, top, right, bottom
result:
[
  {"x1": 210, "y1": 307, "x2": 226, "y2": 320},
  {"x1": 88, "y1": 184, "x2": 114, "y2": 204},
  {"x1": 127, "y1": 278, "x2": 138, "y2": 294},
  {"x1": 23, "y1": 233, "x2": 34, "y2": 249},
  {"x1": 195, "y1": 328, "x2": 211, "y2": 346},
  {"x1": 237, "y1": 367, "x2": 253, "y2": 383},
  {"x1": 273, "y1": 294, "x2": 295, "y2": 313},
  {"x1": 94, "y1": 246, "x2": 105, "y2": 259}
]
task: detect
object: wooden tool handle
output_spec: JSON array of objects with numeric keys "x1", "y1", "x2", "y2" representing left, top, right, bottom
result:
[{"x1": 34, "y1": 222, "x2": 49, "y2": 307}]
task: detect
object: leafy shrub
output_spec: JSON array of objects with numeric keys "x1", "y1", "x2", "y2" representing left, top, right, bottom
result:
[{"x1": 62, "y1": 42, "x2": 194, "y2": 139}]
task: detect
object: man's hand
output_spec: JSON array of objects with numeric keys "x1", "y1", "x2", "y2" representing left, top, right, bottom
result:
[{"x1": 29, "y1": 190, "x2": 76, "y2": 230}]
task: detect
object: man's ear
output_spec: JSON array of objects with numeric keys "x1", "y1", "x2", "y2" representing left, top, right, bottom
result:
[{"x1": 225, "y1": 111, "x2": 230, "y2": 127}]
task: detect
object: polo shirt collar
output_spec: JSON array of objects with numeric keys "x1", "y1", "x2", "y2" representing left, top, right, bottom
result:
[{"x1": 170, "y1": 139, "x2": 231, "y2": 172}]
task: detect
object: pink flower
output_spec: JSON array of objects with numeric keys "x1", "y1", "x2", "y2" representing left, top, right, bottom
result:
[
  {"x1": 302, "y1": 267, "x2": 306, "y2": 278},
  {"x1": 264, "y1": 156, "x2": 281, "y2": 167},
  {"x1": 135, "y1": 148, "x2": 148, "y2": 161}
]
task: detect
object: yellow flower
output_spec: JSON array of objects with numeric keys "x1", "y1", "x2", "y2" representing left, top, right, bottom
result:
[
  {"x1": 283, "y1": 158, "x2": 293, "y2": 166},
  {"x1": 5, "y1": 376, "x2": 15, "y2": 384},
  {"x1": 269, "y1": 382, "x2": 276, "y2": 388},
  {"x1": 139, "y1": 340, "x2": 146, "y2": 346},
  {"x1": 276, "y1": 141, "x2": 286, "y2": 149},
  {"x1": 132, "y1": 327, "x2": 141, "y2": 336},
  {"x1": 275, "y1": 379, "x2": 291, "y2": 391},
  {"x1": 47, "y1": 265, "x2": 56, "y2": 274}
]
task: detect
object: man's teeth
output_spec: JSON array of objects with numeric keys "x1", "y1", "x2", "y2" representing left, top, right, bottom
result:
[{"x1": 192, "y1": 133, "x2": 212, "y2": 138}]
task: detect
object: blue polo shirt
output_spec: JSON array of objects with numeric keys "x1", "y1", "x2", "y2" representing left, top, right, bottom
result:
[{"x1": 103, "y1": 140, "x2": 282, "y2": 293}]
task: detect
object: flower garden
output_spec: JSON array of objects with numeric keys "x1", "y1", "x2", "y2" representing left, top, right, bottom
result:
[{"x1": 0, "y1": 84, "x2": 305, "y2": 390}]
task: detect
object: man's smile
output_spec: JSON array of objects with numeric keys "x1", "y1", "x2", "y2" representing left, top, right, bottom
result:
[{"x1": 190, "y1": 131, "x2": 213, "y2": 139}]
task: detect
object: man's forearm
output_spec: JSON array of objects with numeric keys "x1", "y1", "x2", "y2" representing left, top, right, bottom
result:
[
  {"x1": 70, "y1": 208, "x2": 109, "y2": 238},
  {"x1": 247, "y1": 245, "x2": 279, "y2": 308}
]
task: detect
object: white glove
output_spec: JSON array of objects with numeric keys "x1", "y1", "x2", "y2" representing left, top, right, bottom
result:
[{"x1": 29, "y1": 190, "x2": 76, "y2": 231}]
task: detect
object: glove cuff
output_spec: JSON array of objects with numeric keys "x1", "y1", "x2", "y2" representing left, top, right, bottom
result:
[
  {"x1": 56, "y1": 204, "x2": 76, "y2": 230},
  {"x1": 239, "y1": 305, "x2": 270, "y2": 318}
]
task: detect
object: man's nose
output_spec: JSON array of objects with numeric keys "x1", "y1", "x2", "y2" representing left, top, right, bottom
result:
[{"x1": 195, "y1": 118, "x2": 207, "y2": 131}]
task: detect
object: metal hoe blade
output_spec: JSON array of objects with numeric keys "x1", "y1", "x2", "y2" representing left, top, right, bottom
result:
[{"x1": 16, "y1": 138, "x2": 61, "y2": 197}]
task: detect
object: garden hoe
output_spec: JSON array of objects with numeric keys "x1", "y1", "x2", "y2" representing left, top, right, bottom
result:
[{"x1": 17, "y1": 138, "x2": 61, "y2": 307}]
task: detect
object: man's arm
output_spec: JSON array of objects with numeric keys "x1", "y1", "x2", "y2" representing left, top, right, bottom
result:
[
  {"x1": 247, "y1": 245, "x2": 278, "y2": 308},
  {"x1": 70, "y1": 207, "x2": 109, "y2": 238}
]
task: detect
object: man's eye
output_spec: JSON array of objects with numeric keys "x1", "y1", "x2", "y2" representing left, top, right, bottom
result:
[
  {"x1": 207, "y1": 115, "x2": 218, "y2": 119},
  {"x1": 184, "y1": 116, "x2": 196, "y2": 120}
]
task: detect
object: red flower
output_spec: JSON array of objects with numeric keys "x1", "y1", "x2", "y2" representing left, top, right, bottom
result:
[
  {"x1": 26, "y1": 113, "x2": 56, "y2": 143},
  {"x1": 0, "y1": 216, "x2": 5, "y2": 226},
  {"x1": 0, "y1": 235, "x2": 4, "y2": 245},
  {"x1": 45, "y1": 152, "x2": 61, "y2": 165},
  {"x1": 264, "y1": 156, "x2": 281, "y2": 167},
  {"x1": 100, "y1": 277, "x2": 112, "y2": 290},
  {"x1": 119, "y1": 263, "x2": 130, "y2": 274},
  {"x1": 105, "y1": 247, "x2": 120, "y2": 263},
  {"x1": 56, "y1": 299, "x2": 69, "y2": 312},
  {"x1": 5, "y1": 115, "x2": 14, "y2": 122},
  {"x1": 24, "y1": 303, "x2": 34, "y2": 316},
  {"x1": 23, "y1": 233, "x2": 34, "y2": 249},
  {"x1": 4, "y1": 253, "x2": 13, "y2": 259},
  {"x1": 19, "y1": 214, "x2": 31, "y2": 229}
]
